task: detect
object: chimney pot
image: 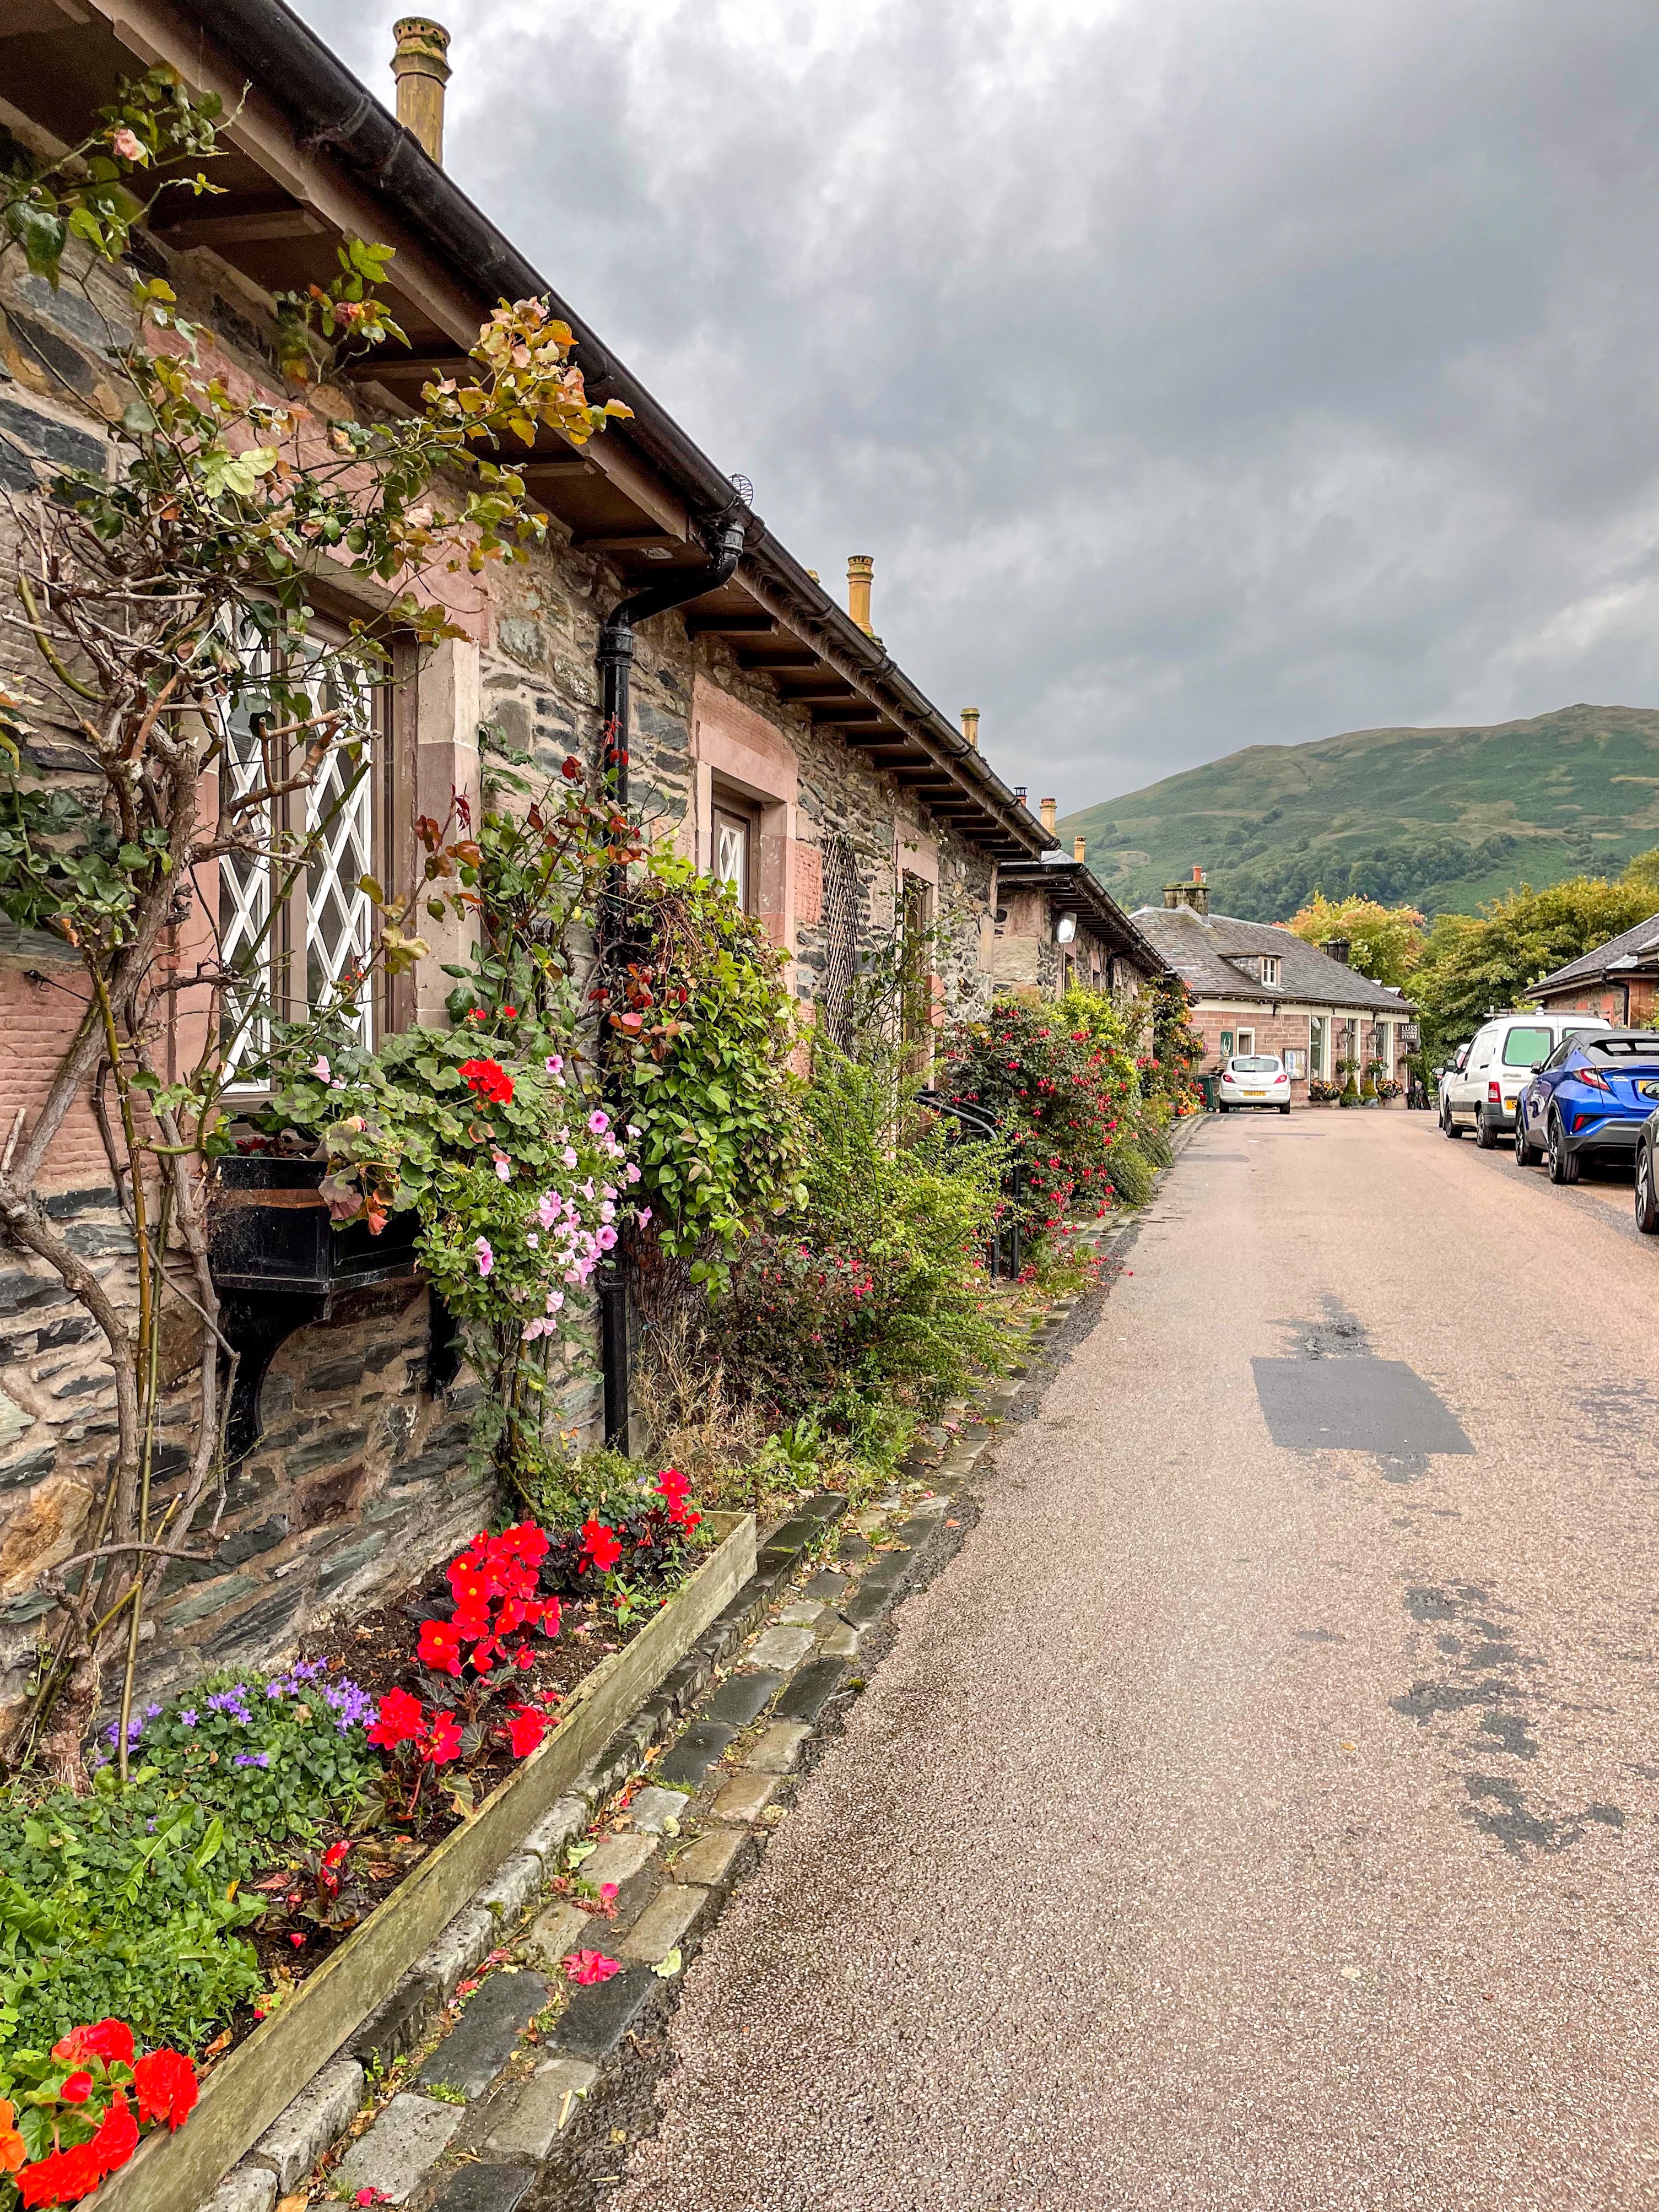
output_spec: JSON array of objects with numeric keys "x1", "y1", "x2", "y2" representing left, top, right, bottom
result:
[
  {"x1": 960, "y1": 706, "x2": 980, "y2": 750},
  {"x1": 1073, "y1": 835, "x2": 1087, "y2": 864},
  {"x1": 392, "y1": 17, "x2": 452, "y2": 164},
  {"x1": 1013, "y1": 785, "x2": 1028, "y2": 806},
  {"x1": 1039, "y1": 797, "x2": 1057, "y2": 833},
  {"x1": 846, "y1": 554, "x2": 874, "y2": 634}
]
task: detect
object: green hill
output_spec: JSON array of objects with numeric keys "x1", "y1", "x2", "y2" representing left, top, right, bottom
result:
[{"x1": 1061, "y1": 705, "x2": 1659, "y2": 922}]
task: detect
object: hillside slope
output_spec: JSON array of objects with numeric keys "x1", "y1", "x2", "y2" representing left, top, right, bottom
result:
[{"x1": 1061, "y1": 705, "x2": 1659, "y2": 921}]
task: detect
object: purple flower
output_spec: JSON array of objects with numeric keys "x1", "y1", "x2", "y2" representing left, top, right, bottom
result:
[
  {"x1": 233, "y1": 1751, "x2": 271, "y2": 1769},
  {"x1": 144, "y1": 1701, "x2": 161, "y2": 1718},
  {"x1": 180, "y1": 1710, "x2": 198, "y2": 1728}
]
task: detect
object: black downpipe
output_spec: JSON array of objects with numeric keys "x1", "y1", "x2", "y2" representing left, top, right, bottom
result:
[{"x1": 596, "y1": 512, "x2": 748, "y2": 1447}]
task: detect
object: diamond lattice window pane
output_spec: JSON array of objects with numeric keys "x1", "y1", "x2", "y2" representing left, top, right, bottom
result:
[
  {"x1": 305, "y1": 653, "x2": 378, "y2": 1043},
  {"x1": 218, "y1": 624, "x2": 276, "y2": 1083}
]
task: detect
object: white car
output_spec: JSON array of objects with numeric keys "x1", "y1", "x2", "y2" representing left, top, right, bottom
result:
[
  {"x1": 1439, "y1": 1010, "x2": 1611, "y2": 1148},
  {"x1": 1218, "y1": 1053, "x2": 1292, "y2": 1114}
]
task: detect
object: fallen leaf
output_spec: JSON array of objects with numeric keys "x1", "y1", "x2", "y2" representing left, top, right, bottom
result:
[
  {"x1": 652, "y1": 1948, "x2": 682, "y2": 1978},
  {"x1": 204, "y1": 2030, "x2": 233, "y2": 2058},
  {"x1": 609, "y1": 2129, "x2": 628, "y2": 2145},
  {"x1": 278, "y1": 2195, "x2": 308, "y2": 2212}
]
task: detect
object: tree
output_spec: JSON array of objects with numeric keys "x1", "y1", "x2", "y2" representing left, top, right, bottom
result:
[
  {"x1": 1407, "y1": 874, "x2": 1659, "y2": 1062},
  {"x1": 0, "y1": 71, "x2": 628, "y2": 1777},
  {"x1": 1285, "y1": 893, "x2": 1425, "y2": 989}
]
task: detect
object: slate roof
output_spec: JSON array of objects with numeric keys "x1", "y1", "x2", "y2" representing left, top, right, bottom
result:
[
  {"x1": 1529, "y1": 910, "x2": 1659, "y2": 994},
  {"x1": 1128, "y1": 904, "x2": 1414, "y2": 1012},
  {"x1": 997, "y1": 858, "x2": 1167, "y2": 970}
]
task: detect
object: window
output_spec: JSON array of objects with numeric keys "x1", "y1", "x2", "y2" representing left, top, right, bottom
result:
[
  {"x1": 711, "y1": 793, "x2": 757, "y2": 913},
  {"x1": 1236, "y1": 1027, "x2": 1255, "y2": 1057},
  {"x1": 818, "y1": 830, "x2": 860, "y2": 1048},
  {"x1": 1261, "y1": 955, "x2": 1280, "y2": 987},
  {"x1": 1500, "y1": 1025, "x2": 1554, "y2": 1068},
  {"x1": 900, "y1": 871, "x2": 934, "y2": 1066},
  {"x1": 1309, "y1": 1014, "x2": 1328, "y2": 1077},
  {"x1": 218, "y1": 618, "x2": 386, "y2": 1085}
]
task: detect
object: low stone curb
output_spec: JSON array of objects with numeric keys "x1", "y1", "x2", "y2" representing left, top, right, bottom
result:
[{"x1": 203, "y1": 1145, "x2": 1186, "y2": 2212}]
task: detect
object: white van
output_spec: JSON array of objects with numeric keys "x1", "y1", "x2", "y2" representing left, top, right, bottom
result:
[{"x1": 1440, "y1": 1010, "x2": 1612, "y2": 1148}]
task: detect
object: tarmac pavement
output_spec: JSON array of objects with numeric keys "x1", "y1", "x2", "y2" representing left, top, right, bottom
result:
[{"x1": 611, "y1": 1111, "x2": 1659, "y2": 2210}]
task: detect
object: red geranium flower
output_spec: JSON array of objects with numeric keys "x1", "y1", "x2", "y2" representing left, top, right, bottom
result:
[
  {"x1": 423, "y1": 1712, "x2": 463, "y2": 1766},
  {"x1": 51, "y1": 2021, "x2": 134, "y2": 2069},
  {"x1": 88, "y1": 2093, "x2": 138, "y2": 2178},
  {"x1": 17, "y1": 2143, "x2": 102, "y2": 2206},
  {"x1": 132, "y1": 2049, "x2": 197, "y2": 2133},
  {"x1": 580, "y1": 1518, "x2": 622, "y2": 1573},
  {"x1": 506, "y1": 1706, "x2": 548, "y2": 1758},
  {"x1": 58, "y1": 2075, "x2": 93, "y2": 2105},
  {"x1": 417, "y1": 1619, "x2": 463, "y2": 1676},
  {"x1": 368, "y1": 1688, "x2": 428, "y2": 1748},
  {"x1": 459, "y1": 1057, "x2": 513, "y2": 1106}
]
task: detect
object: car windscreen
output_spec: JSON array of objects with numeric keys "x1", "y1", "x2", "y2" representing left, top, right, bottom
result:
[
  {"x1": 1230, "y1": 1057, "x2": 1280, "y2": 1073},
  {"x1": 1586, "y1": 1036, "x2": 1659, "y2": 1059},
  {"x1": 1500, "y1": 1026, "x2": 1553, "y2": 1068}
]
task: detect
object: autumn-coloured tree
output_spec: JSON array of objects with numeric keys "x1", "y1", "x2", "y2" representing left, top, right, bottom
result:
[{"x1": 1284, "y1": 893, "x2": 1426, "y2": 990}]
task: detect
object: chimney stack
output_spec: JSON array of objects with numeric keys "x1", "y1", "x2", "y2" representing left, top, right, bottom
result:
[
  {"x1": 846, "y1": 555, "x2": 873, "y2": 634},
  {"x1": 1321, "y1": 937, "x2": 1352, "y2": 966},
  {"x1": 392, "y1": 18, "x2": 452, "y2": 164},
  {"x1": 1039, "y1": 797, "x2": 1057, "y2": 834},
  {"x1": 1162, "y1": 867, "x2": 1210, "y2": 916},
  {"x1": 1073, "y1": 835, "x2": 1087, "y2": 864},
  {"x1": 960, "y1": 707, "x2": 980, "y2": 750}
]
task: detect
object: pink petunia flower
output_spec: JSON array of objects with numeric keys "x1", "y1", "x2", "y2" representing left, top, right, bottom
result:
[
  {"x1": 474, "y1": 1236, "x2": 494, "y2": 1277},
  {"x1": 587, "y1": 1110, "x2": 609, "y2": 1135}
]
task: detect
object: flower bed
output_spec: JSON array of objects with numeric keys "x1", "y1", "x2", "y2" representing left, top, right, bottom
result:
[
  {"x1": 0, "y1": 1479, "x2": 746, "y2": 2211},
  {"x1": 74, "y1": 1507, "x2": 751, "y2": 2212}
]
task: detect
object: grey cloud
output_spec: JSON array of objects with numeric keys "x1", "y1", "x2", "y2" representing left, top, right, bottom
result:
[{"x1": 294, "y1": 0, "x2": 1659, "y2": 809}]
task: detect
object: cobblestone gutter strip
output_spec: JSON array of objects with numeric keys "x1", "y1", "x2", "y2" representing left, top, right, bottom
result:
[{"x1": 199, "y1": 1134, "x2": 1197, "y2": 2212}]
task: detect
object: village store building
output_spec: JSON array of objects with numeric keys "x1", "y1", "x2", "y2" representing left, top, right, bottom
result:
[
  {"x1": 990, "y1": 805, "x2": 1166, "y2": 1004},
  {"x1": 1131, "y1": 873, "x2": 1415, "y2": 1100},
  {"x1": 0, "y1": 3, "x2": 1053, "y2": 1725},
  {"x1": 1527, "y1": 912, "x2": 1659, "y2": 1027}
]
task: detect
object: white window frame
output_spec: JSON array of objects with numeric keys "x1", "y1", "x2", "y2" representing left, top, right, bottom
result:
[{"x1": 217, "y1": 615, "x2": 387, "y2": 1088}]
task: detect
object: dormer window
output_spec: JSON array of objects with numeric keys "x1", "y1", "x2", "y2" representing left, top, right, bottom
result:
[{"x1": 1261, "y1": 954, "x2": 1280, "y2": 987}]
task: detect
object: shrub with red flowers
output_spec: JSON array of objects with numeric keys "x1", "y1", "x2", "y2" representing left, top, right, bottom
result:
[
  {"x1": 0, "y1": 2020, "x2": 197, "y2": 2208},
  {"x1": 942, "y1": 991, "x2": 1153, "y2": 1235}
]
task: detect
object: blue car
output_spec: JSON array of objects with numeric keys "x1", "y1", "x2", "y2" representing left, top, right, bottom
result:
[{"x1": 1515, "y1": 1030, "x2": 1659, "y2": 1182}]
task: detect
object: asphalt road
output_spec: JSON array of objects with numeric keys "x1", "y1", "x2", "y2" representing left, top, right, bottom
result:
[{"x1": 614, "y1": 1111, "x2": 1659, "y2": 2210}]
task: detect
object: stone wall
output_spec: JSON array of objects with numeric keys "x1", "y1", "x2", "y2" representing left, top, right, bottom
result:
[{"x1": 0, "y1": 221, "x2": 1007, "y2": 1726}]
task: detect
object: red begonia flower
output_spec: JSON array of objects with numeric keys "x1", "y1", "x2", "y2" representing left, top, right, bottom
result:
[{"x1": 132, "y1": 2049, "x2": 197, "y2": 2133}]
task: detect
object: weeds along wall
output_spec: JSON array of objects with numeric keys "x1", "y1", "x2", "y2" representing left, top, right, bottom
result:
[{"x1": 0, "y1": 224, "x2": 1000, "y2": 1738}]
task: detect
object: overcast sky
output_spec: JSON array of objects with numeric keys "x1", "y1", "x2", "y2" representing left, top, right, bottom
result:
[{"x1": 292, "y1": 0, "x2": 1659, "y2": 813}]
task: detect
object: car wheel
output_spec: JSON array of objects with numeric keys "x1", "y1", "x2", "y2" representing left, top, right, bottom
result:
[
  {"x1": 1279, "y1": 1103, "x2": 1291, "y2": 1116},
  {"x1": 1547, "y1": 1111, "x2": 1581, "y2": 1186},
  {"x1": 1440, "y1": 1099, "x2": 1463, "y2": 1139},
  {"x1": 1476, "y1": 1108, "x2": 1499, "y2": 1150},
  {"x1": 1515, "y1": 1113, "x2": 1541, "y2": 1166},
  {"x1": 1636, "y1": 1145, "x2": 1659, "y2": 1234}
]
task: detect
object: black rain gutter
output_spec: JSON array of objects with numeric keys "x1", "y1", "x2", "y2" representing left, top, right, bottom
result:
[{"x1": 172, "y1": 0, "x2": 1052, "y2": 863}]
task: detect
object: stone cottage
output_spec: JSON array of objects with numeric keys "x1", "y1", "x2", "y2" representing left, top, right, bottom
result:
[
  {"x1": 1527, "y1": 912, "x2": 1659, "y2": 1027},
  {"x1": 1131, "y1": 871, "x2": 1415, "y2": 1100},
  {"x1": 0, "y1": 2, "x2": 1053, "y2": 1724},
  {"x1": 990, "y1": 800, "x2": 1166, "y2": 1004}
]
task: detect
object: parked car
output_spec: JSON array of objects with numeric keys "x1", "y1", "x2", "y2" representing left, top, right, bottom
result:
[
  {"x1": 1440, "y1": 1011, "x2": 1611, "y2": 1148},
  {"x1": 1635, "y1": 1108, "x2": 1659, "y2": 1232},
  {"x1": 1515, "y1": 1030, "x2": 1659, "y2": 1182},
  {"x1": 1218, "y1": 1053, "x2": 1292, "y2": 1114}
]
